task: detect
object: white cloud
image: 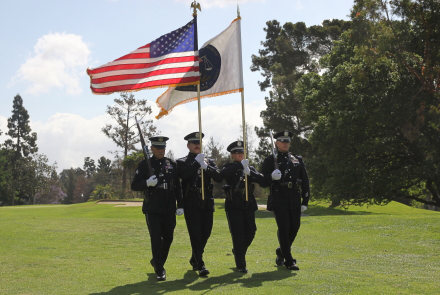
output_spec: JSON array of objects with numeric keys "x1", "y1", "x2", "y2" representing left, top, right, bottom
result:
[
  {"x1": 31, "y1": 113, "x2": 116, "y2": 171},
  {"x1": 173, "y1": 0, "x2": 264, "y2": 8},
  {"x1": 12, "y1": 33, "x2": 90, "y2": 95},
  {"x1": 1, "y1": 101, "x2": 265, "y2": 172}
]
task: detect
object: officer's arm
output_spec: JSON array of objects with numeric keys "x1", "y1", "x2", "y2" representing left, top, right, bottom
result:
[
  {"x1": 174, "y1": 162, "x2": 184, "y2": 208},
  {"x1": 177, "y1": 158, "x2": 200, "y2": 181},
  {"x1": 299, "y1": 159, "x2": 310, "y2": 206},
  {"x1": 205, "y1": 159, "x2": 223, "y2": 183},
  {"x1": 221, "y1": 162, "x2": 241, "y2": 180},
  {"x1": 249, "y1": 166, "x2": 266, "y2": 186},
  {"x1": 260, "y1": 156, "x2": 274, "y2": 188},
  {"x1": 131, "y1": 161, "x2": 149, "y2": 191}
]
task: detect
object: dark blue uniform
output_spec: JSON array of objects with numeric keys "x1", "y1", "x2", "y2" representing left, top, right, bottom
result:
[
  {"x1": 221, "y1": 161, "x2": 265, "y2": 270},
  {"x1": 131, "y1": 157, "x2": 183, "y2": 276},
  {"x1": 177, "y1": 152, "x2": 222, "y2": 271},
  {"x1": 262, "y1": 152, "x2": 310, "y2": 267}
]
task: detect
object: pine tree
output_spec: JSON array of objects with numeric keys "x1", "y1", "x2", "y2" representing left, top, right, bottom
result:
[{"x1": 4, "y1": 94, "x2": 38, "y2": 205}]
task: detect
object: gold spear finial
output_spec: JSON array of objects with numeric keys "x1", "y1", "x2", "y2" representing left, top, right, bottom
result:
[{"x1": 191, "y1": 1, "x2": 201, "y2": 16}]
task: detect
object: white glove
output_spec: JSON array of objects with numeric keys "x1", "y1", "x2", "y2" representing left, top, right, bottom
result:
[
  {"x1": 241, "y1": 159, "x2": 249, "y2": 168},
  {"x1": 146, "y1": 175, "x2": 157, "y2": 187},
  {"x1": 243, "y1": 166, "x2": 251, "y2": 176},
  {"x1": 176, "y1": 208, "x2": 184, "y2": 216},
  {"x1": 301, "y1": 205, "x2": 307, "y2": 213},
  {"x1": 195, "y1": 153, "x2": 205, "y2": 164},
  {"x1": 199, "y1": 160, "x2": 207, "y2": 170},
  {"x1": 271, "y1": 169, "x2": 282, "y2": 180}
]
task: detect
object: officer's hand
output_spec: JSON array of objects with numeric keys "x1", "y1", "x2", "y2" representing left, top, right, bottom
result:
[
  {"x1": 301, "y1": 205, "x2": 307, "y2": 213},
  {"x1": 146, "y1": 175, "x2": 158, "y2": 187},
  {"x1": 241, "y1": 159, "x2": 249, "y2": 168},
  {"x1": 195, "y1": 153, "x2": 205, "y2": 163},
  {"x1": 243, "y1": 166, "x2": 251, "y2": 176},
  {"x1": 199, "y1": 160, "x2": 208, "y2": 170},
  {"x1": 271, "y1": 169, "x2": 282, "y2": 180},
  {"x1": 176, "y1": 208, "x2": 184, "y2": 216}
]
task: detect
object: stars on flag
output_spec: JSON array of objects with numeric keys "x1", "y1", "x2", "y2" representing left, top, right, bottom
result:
[{"x1": 150, "y1": 19, "x2": 196, "y2": 58}]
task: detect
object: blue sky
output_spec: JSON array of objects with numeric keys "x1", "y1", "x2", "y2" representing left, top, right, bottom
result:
[{"x1": 0, "y1": 0, "x2": 354, "y2": 171}]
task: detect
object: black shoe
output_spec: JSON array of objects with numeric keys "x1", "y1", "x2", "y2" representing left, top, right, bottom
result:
[
  {"x1": 198, "y1": 267, "x2": 210, "y2": 277},
  {"x1": 189, "y1": 259, "x2": 198, "y2": 271},
  {"x1": 275, "y1": 248, "x2": 284, "y2": 266},
  {"x1": 285, "y1": 263, "x2": 300, "y2": 270},
  {"x1": 238, "y1": 267, "x2": 248, "y2": 273},
  {"x1": 157, "y1": 269, "x2": 166, "y2": 281}
]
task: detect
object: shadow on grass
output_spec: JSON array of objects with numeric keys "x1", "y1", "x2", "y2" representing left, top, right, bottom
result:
[{"x1": 89, "y1": 268, "x2": 296, "y2": 294}]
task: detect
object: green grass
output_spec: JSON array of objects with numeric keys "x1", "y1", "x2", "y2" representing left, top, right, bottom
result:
[{"x1": 1, "y1": 200, "x2": 439, "y2": 294}]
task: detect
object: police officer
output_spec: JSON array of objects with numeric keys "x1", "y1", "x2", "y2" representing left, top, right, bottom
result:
[
  {"x1": 262, "y1": 131, "x2": 310, "y2": 270},
  {"x1": 131, "y1": 136, "x2": 184, "y2": 281},
  {"x1": 221, "y1": 140, "x2": 265, "y2": 273},
  {"x1": 177, "y1": 132, "x2": 223, "y2": 276}
]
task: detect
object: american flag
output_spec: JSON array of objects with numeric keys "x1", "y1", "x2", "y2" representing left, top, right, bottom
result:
[{"x1": 87, "y1": 19, "x2": 200, "y2": 95}]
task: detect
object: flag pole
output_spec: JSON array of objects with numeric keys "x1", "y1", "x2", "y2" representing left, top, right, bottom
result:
[
  {"x1": 237, "y1": 5, "x2": 248, "y2": 202},
  {"x1": 192, "y1": 1, "x2": 205, "y2": 201}
]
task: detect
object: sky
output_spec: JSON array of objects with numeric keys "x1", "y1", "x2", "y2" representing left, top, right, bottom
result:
[{"x1": 0, "y1": 0, "x2": 355, "y2": 172}]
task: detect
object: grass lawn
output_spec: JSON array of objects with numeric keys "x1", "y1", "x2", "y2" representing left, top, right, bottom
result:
[{"x1": 0, "y1": 200, "x2": 439, "y2": 294}]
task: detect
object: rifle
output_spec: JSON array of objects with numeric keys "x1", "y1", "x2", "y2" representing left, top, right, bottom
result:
[
  {"x1": 135, "y1": 116, "x2": 154, "y2": 176},
  {"x1": 269, "y1": 130, "x2": 279, "y2": 170}
]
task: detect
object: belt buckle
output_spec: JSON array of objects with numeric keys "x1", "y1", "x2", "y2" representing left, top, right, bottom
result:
[
  {"x1": 288, "y1": 182, "x2": 292, "y2": 188},
  {"x1": 163, "y1": 183, "x2": 168, "y2": 189}
]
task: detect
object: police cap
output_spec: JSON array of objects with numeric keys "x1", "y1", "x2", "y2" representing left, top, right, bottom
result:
[
  {"x1": 274, "y1": 131, "x2": 293, "y2": 142},
  {"x1": 184, "y1": 131, "x2": 204, "y2": 144},
  {"x1": 149, "y1": 136, "x2": 169, "y2": 148},
  {"x1": 227, "y1": 140, "x2": 245, "y2": 154}
]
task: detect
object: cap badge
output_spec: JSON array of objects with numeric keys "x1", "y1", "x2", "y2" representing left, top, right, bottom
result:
[
  {"x1": 159, "y1": 137, "x2": 163, "y2": 142},
  {"x1": 284, "y1": 131, "x2": 289, "y2": 136},
  {"x1": 195, "y1": 133, "x2": 199, "y2": 138},
  {"x1": 237, "y1": 141, "x2": 242, "y2": 147}
]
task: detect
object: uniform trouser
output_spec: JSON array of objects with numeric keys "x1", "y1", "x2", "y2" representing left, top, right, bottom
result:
[
  {"x1": 273, "y1": 204, "x2": 301, "y2": 266},
  {"x1": 184, "y1": 206, "x2": 213, "y2": 270},
  {"x1": 226, "y1": 209, "x2": 256, "y2": 269},
  {"x1": 145, "y1": 213, "x2": 176, "y2": 275}
]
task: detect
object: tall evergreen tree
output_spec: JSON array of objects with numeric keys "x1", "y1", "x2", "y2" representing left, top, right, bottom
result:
[{"x1": 4, "y1": 94, "x2": 38, "y2": 205}]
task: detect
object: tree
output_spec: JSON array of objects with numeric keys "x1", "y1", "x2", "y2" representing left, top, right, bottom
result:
[
  {"x1": 0, "y1": 148, "x2": 13, "y2": 206},
  {"x1": 102, "y1": 92, "x2": 156, "y2": 197},
  {"x1": 296, "y1": 0, "x2": 440, "y2": 208},
  {"x1": 83, "y1": 157, "x2": 96, "y2": 178},
  {"x1": 204, "y1": 137, "x2": 229, "y2": 199},
  {"x1": 3, "y1": 94, "x2": 38, "y2": 205},
  {"x1": 97, "y1": 156, "x2": 112, "y2": 174},
  {"x1": 35, "y1": 184, "x2": 66, "y2": 204},
  {"x1": 251, "y1": 20, "x2": 352, "y2": 158}
]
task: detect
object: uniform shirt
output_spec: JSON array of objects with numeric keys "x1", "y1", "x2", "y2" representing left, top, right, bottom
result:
[
  {"x1": 131, "y1": 157, "x2": 183, "y2": 214},
  {"x1": 221, "y1": 161, "x2": 265, "y2": 211},
  {"x1": 262, "y1": 152, "x2": 310, "y2": 210},
  {"x1": 177, "y1": 152, "x2": 223, "y2": 211}
]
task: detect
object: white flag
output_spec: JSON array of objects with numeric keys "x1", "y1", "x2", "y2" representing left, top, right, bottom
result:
[{"x1": 155, "y1": 17, "x2": 243, "y2": 119}]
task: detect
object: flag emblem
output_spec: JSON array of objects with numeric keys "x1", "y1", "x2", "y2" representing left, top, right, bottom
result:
[{"x1": 175, "y1": 45, "x2": 221, "y2": 92}]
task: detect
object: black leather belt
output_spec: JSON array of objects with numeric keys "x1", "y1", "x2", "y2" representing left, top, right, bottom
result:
[
  {"x1": 155, "y1": 183, "x2": 168, "y2": 189},
  {"x1": 279, "y1": 182, "x2": 295, "y2": 188}
]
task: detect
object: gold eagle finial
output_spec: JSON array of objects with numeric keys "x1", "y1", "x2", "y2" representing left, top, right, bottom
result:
[{"x1": 191, "y1": 1, "x2": 201, "y2": 16}]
